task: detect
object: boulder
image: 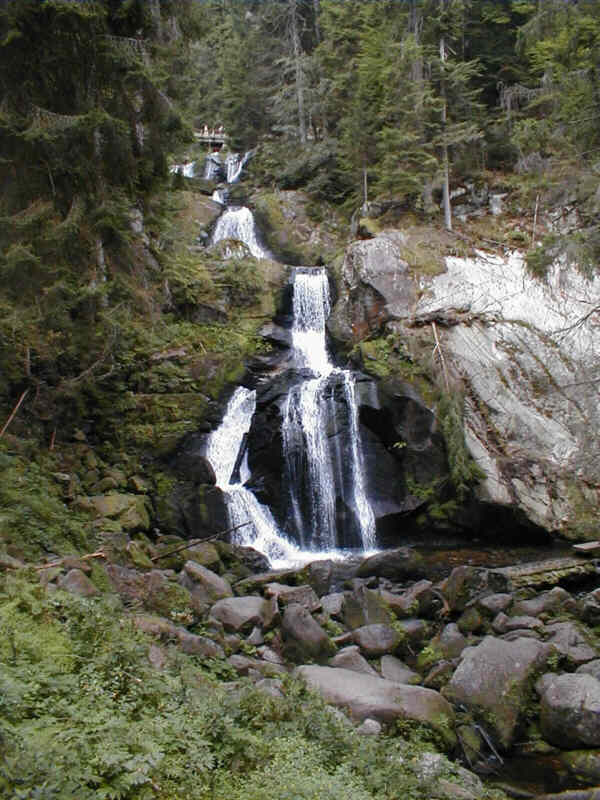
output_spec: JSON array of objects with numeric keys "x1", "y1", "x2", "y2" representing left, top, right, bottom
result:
[
  {"x1": 178, "y1": 632, "x2": 225, "y2": 659},
  {"x1": 264, "y1": 583, "x2": 320, "y2": 612},
  {"x1": 442, "y1": 567, "x2": 489, "y2": 613},
  {"x1": 321, "y1": 592, "x2": 345, "y2": 619},
  {"x1": 353, "y1": 624, "x2": 402, "y2": 657},
  {"x1": 543, "y1": 621, "x2": 597, "y2": 666},
  {"x1": 443, "y1": 635, "x2": 554, "y2": 750},
  {"x1": 303, "y1": 559, "x2": 334, "y2": 596},
  {"x1": 343, "y1": 585, "x2": 392, "y2": 628},
  {"x1": 327, "y1": 232, "x2": 416, "y2": 343},
  {"x1": 560, "y1": 750, "x2": 600, "y2": 785},
  {"x1": 295, "y1": 665, "x2": 455, "y2": 746},
  {"x1": 209, "y1": 596, "x2": 272, "y2": 633},
  {"x1": 281, "y1": 603, "x2": 336, "y2": 664},
  {"x1": 539, "y1": 674, "x2": 600, "y2": 748},
  {"x1": 182, "y1": 560, "x2": 232, "y2": 601},
  {"x1": 381, "y1": 580, "x2": 435, "y2": 619},
  {"x1": 436, "y1": 623, "x2": 468, "y2": 660},
  {"x1": 577, "y1": 660, "x2": 600, "y2": 681},
  {"x1": 330, "y1": 646, "x2": 379, "y2": 676},
  {"x1": 477, "y1": 593, "x2": 513, "y2": 616},
  {"x1": 88, "y1": 493, "x2": 151, "y2": 531},
  {"x1": 58, "y1": 568, "x2": 99, "y2": 598},
  {"x1": 356, "y1": 548, "x2": 425, "y2": 581},
  {"x1": 512, "y1": 587, "x2": 575, "y2": 618},
  {"x1": 380, "y1": 655, "x2": 421, "y2": 684}
]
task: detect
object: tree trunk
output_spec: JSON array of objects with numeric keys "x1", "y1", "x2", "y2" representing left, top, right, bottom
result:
[
  {"x1": 289, "y1": 0, "x2": 307, "y2": 144},
  {"x1": 439, "y1": 34, "x2": 452, "y2": 231}
]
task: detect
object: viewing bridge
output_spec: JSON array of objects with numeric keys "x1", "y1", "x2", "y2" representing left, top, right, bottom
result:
[{"x1": 194, "y1": 126, "x2": 228, "y2": 148}]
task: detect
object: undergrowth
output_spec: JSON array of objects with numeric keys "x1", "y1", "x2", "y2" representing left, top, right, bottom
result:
[{"x1": 0, "y1": 571, "x2": 507, "y2": 800}]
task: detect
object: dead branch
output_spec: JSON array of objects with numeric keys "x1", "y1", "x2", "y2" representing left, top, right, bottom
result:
[
  {"x1": 0, "y1": 389, "x2": 29, "y2": 439},
  {"x1": 35, "y1": 551, "x2": 106, "y2": 570},
  {"x1": 150, "y1": 521, "x2": 252, "y2": 562}
]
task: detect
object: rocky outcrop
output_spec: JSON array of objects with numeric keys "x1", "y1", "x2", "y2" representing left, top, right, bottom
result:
[{"x1": 330, "y1": 231, "x2": 600, "y2": 539}]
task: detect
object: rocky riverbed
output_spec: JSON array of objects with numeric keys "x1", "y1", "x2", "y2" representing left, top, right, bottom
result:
[{"x1": 32, "y1": 533, "x2": 600, "y2": 798}]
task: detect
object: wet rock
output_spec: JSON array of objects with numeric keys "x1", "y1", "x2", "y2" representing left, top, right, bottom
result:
[
  {"x1": 295, "y1": 665, "x2": 455, "y2": 746},
  {"x1": 353, "y1": 624, "x2": 402, "y2": 657},
  {"x1": 539, "y1": 674, "x2": 600, "y2": 748},
  {"x1": 380, "y1": 654, "x2": 420, "y2": 684},
  {"x1": 443, "y1": 635, "x2": 554, "y2": 750},
  {"x1": 356, "y1": 547, "x2": 425, "y2": 581},
  {"x1": 330, "y1": 645, "x2": 378, "y2": 676},
  {"x1": 235, "y1": 568, "x2": 301, "y2": 595},
  {"x1": 328, "y1": 232, "x2": 416, "y2": 343},
  {"x1": 543, "y1": 621, "x2": 597, "y2": 666},
  {"x1": 58, "y1": 568, "x2": 99, "y2": 597},
  {"x1": 281, "y1": 603, "x2": 336, "y2": 664},
  {"x1": 209, "y1": 596, "x2": 271, "y2": 633}
]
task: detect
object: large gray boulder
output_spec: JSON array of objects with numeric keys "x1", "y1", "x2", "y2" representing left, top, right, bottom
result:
[
  {"x1": 443, "y1": 635, "x2": 554, "y2": 750},
  {"x1": 353, "y1": 624, "x2": 402, "y2": 657},
  {"x1": 330, "y1": 646, "x2": 379, "y2": 676},
  {"x1": 181, "y1": 560, "x2": 232, "y2": 602},
  {"x1": 356, "y1": 547, "x2": 425, "y2": 581},
  {"x1": 539, "y1": 674, "x2": 600, "y2": 747},
  {"x1": 281, "y1": 603, "x2": 336, "y2": 664},
  {"x1": 209, "y1": 596, "x2": 273, "y2": 632},
  {"x1": 295, "y1": 665, "x2": 455, "y2": 746}
]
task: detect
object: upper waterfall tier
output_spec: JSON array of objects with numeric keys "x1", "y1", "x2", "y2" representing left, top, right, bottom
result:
[{"x1": 210, "y1": 207, "x2": 268, "y2": 259}]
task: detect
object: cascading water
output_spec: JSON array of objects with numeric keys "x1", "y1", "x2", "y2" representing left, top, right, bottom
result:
[
  {"x1": 210, "y1": 207, "x2": 268, "y2": 259},
  {"x1": 282, "y1": 269, "x2": 376, "y2": 552},
  {"x1": 203, "y1": 149, "x2": 376, "y2": 566},
  {"x1": 205, "y1": 267, "x2": 376, "y2": 567},
  {"x1": 206, "y1": 387, "x2": 302, "y2": 567},
  {"x1": 225, "y1": 151, "x2": 252, "y2": 184}
]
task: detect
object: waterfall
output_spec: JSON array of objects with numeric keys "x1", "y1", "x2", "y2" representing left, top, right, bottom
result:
[
  {"x1": 206, "y1": 387, "x2": 336, "y2": 569},
  {"x1": 211, "y1": 206, "x2": 268, "y2": 259},
  {"x1": 282, "y1": 268, "x2": 376, "y2": 551},
  {"x1": 225, "y1": 151, "x2": 252, "y2": 184},
  {"x1": 204, "y1": 270, "x2": 376, "y2": 566}
]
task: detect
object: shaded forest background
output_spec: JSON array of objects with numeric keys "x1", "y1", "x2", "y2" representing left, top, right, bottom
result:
[{"x1": 0, "y1": 0, "x2": 599, "y2": 439}]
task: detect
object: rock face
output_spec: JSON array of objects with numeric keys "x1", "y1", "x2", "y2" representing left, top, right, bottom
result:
[
  {"x1": 296, "y1": 665, "x2": 455, "y2": 745},
  {"x1": 330, "y1": 231, "x2": 600, "y2": 538},
  {"x1": 443, "y1": 635, "x2": 553, "y2": 750}
]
